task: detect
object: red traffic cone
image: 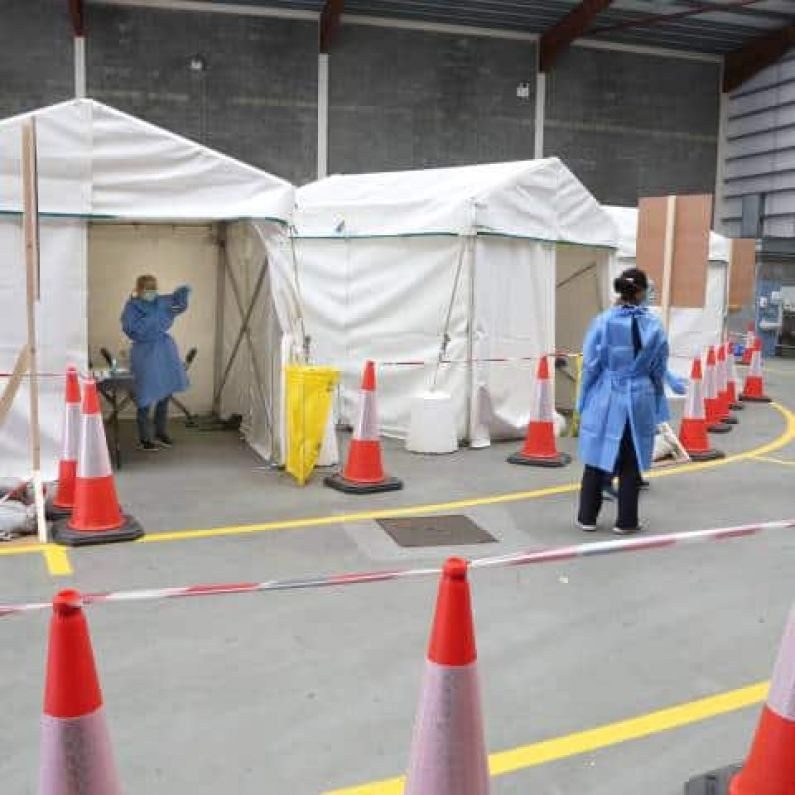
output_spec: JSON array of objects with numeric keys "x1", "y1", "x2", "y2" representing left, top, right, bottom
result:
[
  {"x1": 704, "y1": 348, "x2": 732, "y2": 434},
  {"x1": 726, "y1": 343, "x2": 745, "y2": 411},
  {"x1": 678, "y1": 358, "x2": 724, "y2": 462},
  {"x1": 740, "y1": 339, "x2": 772, "y2": 403},
  {"x1": 324, "y1": 361, "x2": 403, "y2": 494},
  {"x1": 685, "y1": 601, "x2": 795, "y2": 794},
  {"x1": 741, "y1": 324, "x2": 755, "y2": 366},
  {"x1": 404, "y1": 558, "x2": 489, "y2": 795},
  {"x1": 717, "y1": 344, "x2": 738, "y2": 425},
  {"x1": 508, "y1": 356, "x2": 571, "y2": 467},
  {"x1": 48, "y1": 368, "x2": 82, "y2": 519},
  {"x1": 39, "y1": 589, "x2": 122, "y2": 795},
  {"x1": 52, "y1": 380, "x2": 143, "y2": 545}
]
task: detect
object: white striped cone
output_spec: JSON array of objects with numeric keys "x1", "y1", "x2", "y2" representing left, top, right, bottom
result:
[
  {"x1": 52, "y1": 380, "x2": 143, "y2": 546},
  {"x1": 704, "y1": 348, "x2": 731, "y2": 433},
  {"x1": 741, "y1": 327, "x2": 755, "y2": 366},
  {"x1": 405, "y1": 558, "x2": 490, "y2": 795},
  {"x1": 51, "y1": 368, "x2": 81, "y2": 513},
  {"x1": 727, "y1": 347, "x2": 744, "y2": 410},
  {"x1": 717, "y1": 345, "x2": 738, "y2": 424},
  {"x1": 39, "y1": 590, "x2": 122, "y2": 795},
  {"x1": 324, "y1": 361, "x2": 402, "y2": 493},
  {"x1": 740, "y1": 344, "x2": 772, "y2": 403},
  {"x1": 678, "y1": 358, "x2": 724, "y2": 461}
]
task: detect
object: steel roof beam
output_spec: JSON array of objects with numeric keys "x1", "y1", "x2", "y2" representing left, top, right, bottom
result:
[
  {"x1": 724, "y1": 23, "x2": 795, "y2": 92},
  {"x1": 320, "y1": 0, "x2": 345, "y2": 52},
  {"x1": 69, "y1": 0, "x2": 85, "y2": 36},
  {"x1": 539, "y1": 0, "x2": 614, "y2": 72}
]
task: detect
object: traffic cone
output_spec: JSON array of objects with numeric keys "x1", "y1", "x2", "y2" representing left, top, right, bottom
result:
[
  {"x1": 741, "y1": 324, "x2": 755, "y2": 366},
  {"x1": 740, "y1": 339, "x2": 772, "y2": 403},
  {"x1": 324, "y1": 361, "x2": 403, "y2": 494},
  {"x1": 39, "y1": 589, "x2": 122, "y2": 795},
  {"x1": 684, "y1": 600, "x2": 795, "y2": 794},
  {"x1": 52, "y1": 379, "x2": 143, "y2": 546},
  {"x1": 404, "y1": 558, "x2": 489, "y2": 795},
  {"x1": 704, "y1": 348, "x2": 732, "y2": 434},
  {"x1": 508, "y1": 356, "x2": 571, "y2": 467},
  {"x1": 678, "y1": 358, "x2": 725, "y2": 462},
  {"x1": 47, "y1": 367, "x2": 81, "y2": 520},
  {"x1": 716, "y1": 344, "x2": 738, "y2": 425},
  {"x1": 726, "y1": 344, "x2": 745, "y2": 411}
]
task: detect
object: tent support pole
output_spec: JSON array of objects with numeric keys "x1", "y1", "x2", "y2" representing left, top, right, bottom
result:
[
  {"x1": 21, "y1": 120, "x2": 48, "y2": 544},
  {"x1": 212, "y1": 222, "x2": 227, "y2": 416},
  {"x1": 465, "y1": 236, "x2": 476, "y2": 446}
]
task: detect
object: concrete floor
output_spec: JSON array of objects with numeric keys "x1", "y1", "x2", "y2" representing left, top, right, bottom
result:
[{"x1": 3, "y1": 361, "x2": 795, "y2": 794}]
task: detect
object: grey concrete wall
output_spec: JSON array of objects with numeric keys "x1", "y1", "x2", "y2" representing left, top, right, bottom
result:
[
  {"x1": 328, "y1": 26, "x2": 537, "y2": 173},
  {"x1": 0, "y1": 0, "x2": 74, "y2": 117},
  {"x1": 545, "y1": 47, "x2": 721, "y2": 205},
  {"x1": 85, "y1": 4, "x2": 318, "y2": 185}
]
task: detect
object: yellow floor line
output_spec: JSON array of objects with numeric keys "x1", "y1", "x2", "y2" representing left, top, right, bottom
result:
[
  {"x1": 324, "y1": 681, "x2": 769, "y2": 794},
  {"x1": 42, "y1": 545, "x2": 73, "y2": 577},
  {"x1": 139, "y1": 401, "x2": 795, "y2": 545},
  {"x1": 752, "y1": 455, "x2": 795, "y2": 467}
]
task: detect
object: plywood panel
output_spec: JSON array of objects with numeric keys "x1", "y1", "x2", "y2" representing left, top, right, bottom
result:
[
  {"x1": 636, "y1": 196, "x2": 668, "y2": 296},
  {"x1": 728, "y1": 238, "x2": 756, "y2": 309}
]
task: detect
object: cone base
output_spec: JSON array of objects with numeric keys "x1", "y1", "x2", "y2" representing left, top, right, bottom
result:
[
  {"x1": 730, "y1": 402, "x2": 745, "y2": 411},
  {"x1": 721, "y1": 415, "x2": 739, "y2": 425},
  {"x1": 686, "y1": 448, "x2": 726, "y2": 462},
  {"x1": 684, "y1": 764, "x2": 740, "y2": 794},
  {"x1": 324, "y1": 473, "x2": 403, "y2": 494},
  {"x1": 507, "y1": 451, "x2": 572, "y2": 468},
  {"x1": 740, "y1": 394, "x2": 772, "y2": 403},
  {"x1": 46, "y1": 500, "x2": 73, "y2": 521},
  {"x1": 708, "y1": 423, "x2": 733, "y2": 434},
  {"x1": 52, "y1": 515, "x2": 144, "y2": 547}
]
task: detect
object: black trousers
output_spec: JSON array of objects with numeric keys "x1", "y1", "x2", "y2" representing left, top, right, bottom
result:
[{"x1": 578, "y1": 423, "x2": 641, "y2": 530}]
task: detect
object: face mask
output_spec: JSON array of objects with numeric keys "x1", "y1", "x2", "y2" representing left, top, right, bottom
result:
[{"x1": 141, "y1": 290, "x2": 158, "y2": 302}]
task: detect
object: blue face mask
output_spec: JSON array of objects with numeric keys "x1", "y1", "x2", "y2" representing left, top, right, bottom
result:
[{"x1": 141, "y1": 290, "x2": 158, "y2": 302}]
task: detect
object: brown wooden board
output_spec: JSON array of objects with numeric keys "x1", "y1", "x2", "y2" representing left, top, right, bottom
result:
[
  {"x1": 636, "y1": 196, "x2": 668, "y2": 299},
  {"x1": 728, "y1": 238, "x2": 756, "y2": 309}
]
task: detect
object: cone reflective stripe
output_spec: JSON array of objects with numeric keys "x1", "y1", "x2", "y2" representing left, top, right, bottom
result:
[
  {"x1": 39, "y1": 590, "x2": 122, "y2": 795},
  {"x1": 508, "y1": 356, "x2": 571, "y2": 468},
  {"x1": 324, "y1": 361, "x2": 403, "y2": 494},
  {"x1": 404, "y1": 558, "x2": 489, "y2": 795},
  {"x1": 52, "y1": 380, "x2": 143, "y2": 546},
  {"x1": 716, "y1": 344, "x2": 738, "y2": 424},
  {"x1": 51, "y1": 368, "x2": 81, "y2": 513},
  {"x1": 678, "y1": 358, "x2": 725, "y2": 462},
  {"x1": 740, "y1": 341, "x2": 772, "y2": 403},
  {"x1": 727, "y1": 346, "x2": 744, "y2": 411},
  {"x1": 704, "y1": 348, "x2": 732, "y2": 434},
  {"x1": 741, "y1": 325, "x2": 755, "y2": 366}
]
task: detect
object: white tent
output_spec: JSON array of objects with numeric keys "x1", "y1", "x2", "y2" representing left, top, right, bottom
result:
[
  {"x1": 0, "y1": 99, "x2": 298, "y2": 480},
  {"x1": 604, "y1": 206, "x2": 730, "y2": 375},
  {"x1": 293, "y1": 159, "x2": 618, "y2": 445}
]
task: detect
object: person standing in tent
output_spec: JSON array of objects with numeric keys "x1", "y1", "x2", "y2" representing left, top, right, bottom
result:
[
  {"x1": 576, "y1": 268, "x2": 670, "y2": 534},
  {"x1": 122, "y1": 275, "x2": 191, "y2": 452}
]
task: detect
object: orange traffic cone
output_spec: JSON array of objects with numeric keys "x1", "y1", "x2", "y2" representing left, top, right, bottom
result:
[
  {"x1": 52, "y1": 379, "x2": 143, "y2": 545},
  {"x1": 324, "y1": 361, "x2": 403, "y2": 494},
  {"x1": 39, "y1": 589, "x2": 122, "y2": 794},
  {"x1": 740, "y1": 338, "x2": 772, "y2": 403},
  {"x1": 726, "y1": 343, "x2": 745, "y2": 412},
  {"x1": 704, "y1": 348, "x2": 732, "y2": 434},
  {"x1": 716, "y1": 344, "x2": 738, "y2": 425},
  {"x1": 741, "y1": 324, "x2": 755, "y2": 366},
  {"x1": 508, "y1": 356, "x2": 571, "y2": 467},
  {"x1": 685, "y1": 601, "x2": 795, "y2": 794},
  {"x1": 404, "y1": 558, "x2": 489, "y2": 795},
  {"x1": 47, "y1": 367, "x2": 81, "y2": 520},
  {"x1": 678, "y1": 358, "x2": 724, "y2": 462}
]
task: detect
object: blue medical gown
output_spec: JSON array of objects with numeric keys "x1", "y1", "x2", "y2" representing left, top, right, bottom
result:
[
  {"x1": 121, "y1": 287, "x2": 190, "y2": 408},
  {"x1": 577, "y1": 305, "x2": 670, "y2": 473}
]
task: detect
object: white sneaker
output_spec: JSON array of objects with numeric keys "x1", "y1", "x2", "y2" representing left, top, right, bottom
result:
[
  {"x1": 613, "y1": 523, "x2": 644, "y2": 536},
  {"x1": 576, "y1": 520, "x2": 598, "y2": 533}
]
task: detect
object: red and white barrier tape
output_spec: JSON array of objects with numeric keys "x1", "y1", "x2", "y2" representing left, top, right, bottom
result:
[
  {"x1": 379, "y1": 352, "x2": 580, "y2": 368},
  {"x1": 2, "y1": 517, "x2": 794, "y2": 620}
]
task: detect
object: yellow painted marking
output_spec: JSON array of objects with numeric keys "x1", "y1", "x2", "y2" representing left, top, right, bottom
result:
[
  {"x1": 139, "y1": 401, "x2": 795, "y2": 545},
  {"x1": 0, "y1": 541, "x2": 47, "y2": 557},
  {"x1": 324, "y1": 681, "x2": 769, "y2": 794},
  {"x1": 752, "y1": 455, "x2": 795, "y2": 467},
  {"x1": 42, "y1": 545, "x2": 73, "y2": 577}
]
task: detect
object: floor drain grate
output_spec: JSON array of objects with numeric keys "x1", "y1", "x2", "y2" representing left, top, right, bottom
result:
[{"x1": 376, "y1": 515, "x2": 496, "y2": 548}]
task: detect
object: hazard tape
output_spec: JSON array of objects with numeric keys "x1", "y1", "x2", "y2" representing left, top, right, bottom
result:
[
  {"x1": 379, "y1": 352, "x2": 580, "y2": 368},
  {"x1": 1, "y1": 517, "x2": 794, "y2": 620}
]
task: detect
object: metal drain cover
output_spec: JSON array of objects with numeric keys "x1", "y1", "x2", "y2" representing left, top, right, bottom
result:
[{"x1": 377, "y1": 515, "x2": 496, "y2": 548}]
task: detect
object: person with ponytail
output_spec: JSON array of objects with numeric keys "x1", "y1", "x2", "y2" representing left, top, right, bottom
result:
[{"x1": 576, "y1": 268, "x2": 670, "y2": 534}]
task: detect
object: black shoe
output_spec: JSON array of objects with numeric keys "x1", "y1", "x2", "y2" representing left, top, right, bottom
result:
[
  {"x1": 155, "y1": 434, "x2": 173, "y2": 448},
  {"x1": 138, "y1": 440, "x2": 160, "y2": 452},
  {"x1": 638, "y1": 479, "x2": 650, "y2": 490}
]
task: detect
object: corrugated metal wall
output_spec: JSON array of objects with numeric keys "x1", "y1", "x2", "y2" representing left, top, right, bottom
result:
[{"x1": 722, "y1": 48, "x2": 795, "y2": 239}]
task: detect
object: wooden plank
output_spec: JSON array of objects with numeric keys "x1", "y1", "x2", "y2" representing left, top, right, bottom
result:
[
  {"x1": 728, "y1": 238, "x2": 756, "y2": 310},
  {"x1": 636, "y1": 196, "x2": 668, "y2": 299}
]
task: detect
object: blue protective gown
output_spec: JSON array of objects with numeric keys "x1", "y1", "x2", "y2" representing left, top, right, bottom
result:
[
  {"x1": 121, "y1": 287, "x2": 190, "y2": 408},
  {"x1": 577, "y1": 305, "x2": 670, "y2": 473}
]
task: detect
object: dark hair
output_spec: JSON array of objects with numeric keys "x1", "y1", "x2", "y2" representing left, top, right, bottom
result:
[{"x1": 613, "y1": 268, "x2": 648, "y2": 302}]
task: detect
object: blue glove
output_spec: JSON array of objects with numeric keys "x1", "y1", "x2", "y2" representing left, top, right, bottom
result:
[{"x1": 665, "y1": 372, "x2": 687, "y2": 395}]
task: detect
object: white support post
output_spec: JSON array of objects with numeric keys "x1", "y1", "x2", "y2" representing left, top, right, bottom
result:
[
  {"x1": 74, "y1": 36, "x2": 87, "y2": 98},
  {"x1": 317, "y1": 53, "x2": 329, "y2": 178},
  {"x1": 714, "y1": 88, "x2": 729, "y2": 235},
  {"x1": 534, "y1": 71, "x2": 546, "y2": 159},
  {"x1": 661, "y1": 195, "x2": 677, "y2": 333}
]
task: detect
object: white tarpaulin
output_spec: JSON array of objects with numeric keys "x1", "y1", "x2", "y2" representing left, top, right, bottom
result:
[
  {"x1": 294, "y1": 159, "x2": 617, "y2": 444},
  {"x1": 0, "y1": 99, "x2": 295, "y2": 479},
  {"x1": 604, "y1": 205, "x2": 730, "y2": 376}
]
